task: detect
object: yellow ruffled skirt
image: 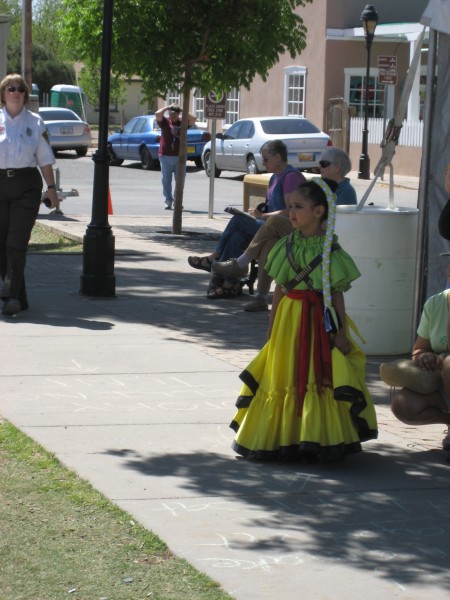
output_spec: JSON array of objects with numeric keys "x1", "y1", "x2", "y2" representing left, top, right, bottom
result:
[{"x1": 230, "y1": 295, "x2": 378, "y2": 461}]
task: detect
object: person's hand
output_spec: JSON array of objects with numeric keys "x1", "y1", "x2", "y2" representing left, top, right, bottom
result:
[
  {"x1": 45, "y1": 188, "x2": 59, "y2": 209},
  {"x1": 415, "y1": 351, "x2": 442, "y2": 372},
  {"x1": 248, "y1": 207, "x2": 264, "y2": 219},
  {"x1": 332, "y1": 329, "x2": 351, "y2": 355}
]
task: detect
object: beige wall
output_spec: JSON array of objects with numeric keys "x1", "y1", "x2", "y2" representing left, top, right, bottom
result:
[{"x1": 349, "y1": 142, "x2": 422, "y2": 177}]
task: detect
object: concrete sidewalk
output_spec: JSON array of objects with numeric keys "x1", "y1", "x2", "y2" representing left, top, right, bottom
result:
[{"x1": 1, "y1": 203, "x2": 450, "y2": 599}]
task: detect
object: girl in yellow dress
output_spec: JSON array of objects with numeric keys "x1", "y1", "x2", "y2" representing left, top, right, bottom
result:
[{"x1": 230, "y1": 178, "x2": 378, "y2": 461}]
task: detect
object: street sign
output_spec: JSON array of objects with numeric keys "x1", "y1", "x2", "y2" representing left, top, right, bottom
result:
[
  {"x1": 378, "y1": 55, "x2": 398, "y2": 85},
  {"x1": 205, "y1": 91, "x2": 227, "y2": 119}
]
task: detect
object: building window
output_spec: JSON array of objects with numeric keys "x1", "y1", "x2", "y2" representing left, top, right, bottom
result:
[
  {"x1": 348, "y1": 75, "x2": 385, "y2": 118},
  {"x1": 166, "y1": 90, "x2": 181, "y2": 106},
  {"x1": 225, "y1": 88, "x2": 239, "y2": 125},
  {"x1": 193, "y1": 90, "x2": 205, "y2": 123},
  {"x1": 284, "y1": 67, "x2": 306, "y2": 116}
]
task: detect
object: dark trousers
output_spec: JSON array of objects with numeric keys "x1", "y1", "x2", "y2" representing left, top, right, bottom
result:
[{"x1": 0, "y1": 168, "x2": 42, "y2": 304}]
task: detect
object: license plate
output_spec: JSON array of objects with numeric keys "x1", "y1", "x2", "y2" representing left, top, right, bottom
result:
[
  {"x1": 60, "y1": 127, "x2": 73, "y2": 134},
  {"x1": 187, "y1": 146, "x2": 195, "y2": 154},
  {"x1": 298, "y1": 152, "x2": 314, "y2": 161}
]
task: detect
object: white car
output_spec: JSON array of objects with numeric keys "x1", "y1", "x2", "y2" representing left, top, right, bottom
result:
[
  {"x1": 39, "y1": 107, "x2": 92, "y2": 157},
  {"x1": 202, "y1": 116, "x2": 332, "y2": 177}
]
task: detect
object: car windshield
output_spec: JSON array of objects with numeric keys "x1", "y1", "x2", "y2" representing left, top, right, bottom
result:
[
  {"x1": 260, "y1": 119, "x2": 320, "y2": 135},
  {"x1": 40, "y1": 110, "x2": 80, "y2": 121}
]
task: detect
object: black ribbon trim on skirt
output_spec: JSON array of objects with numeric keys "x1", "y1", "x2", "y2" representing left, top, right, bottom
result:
[
  {"x1": 236, "y1": 394, "x2": 252, "y2": 409},
  {"x1": 231, "y1": 439, "x2": 363, "y2": 462},
  {"x1": 334, "y1": 384, "x2": 378, "y2": 442},
  {"x1": 239, "y1": 368, "x2": 259, "y2": 396}
]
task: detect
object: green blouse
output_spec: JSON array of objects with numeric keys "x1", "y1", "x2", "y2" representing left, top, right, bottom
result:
[{"x1": 265, "y1": 230, "x2": 361, "y2": 293}]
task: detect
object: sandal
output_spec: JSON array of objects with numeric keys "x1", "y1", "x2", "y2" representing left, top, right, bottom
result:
[
  {"x1": 206, "y1": 276, "x2": 242, "y2": 300},
  {"x1": 188, "y1": 255, "x2": 213, "y2": 272}
]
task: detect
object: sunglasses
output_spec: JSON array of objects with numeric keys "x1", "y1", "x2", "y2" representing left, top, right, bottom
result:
[
  {"x1": 7, "y1": 85, "x2": 26, "y2": 93},
  {"x1": 318, "y1": 160, "x2": 335, "y2": 168}
]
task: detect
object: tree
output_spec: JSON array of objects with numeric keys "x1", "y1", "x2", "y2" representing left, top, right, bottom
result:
[
  {"x1": 77, "y1": 63, "x2": 126, "y2": 111},
  {"x1": 61, "y1": 0, "x2": 312, "y2": 233}
]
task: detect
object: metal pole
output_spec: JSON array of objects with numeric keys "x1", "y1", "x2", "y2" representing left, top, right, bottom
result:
[
  {"x1": 80, "y1": 0, "x2": 116, "y2": 297},
  {"x1": 358, "y1": 39, "x2": 372, "y2": 179},
  {"x1": 412, "y1": 27, "x2": 437, "y2": 341},
  {"x1": 208, "y1": 119, "x2": 217, "y2": 219}
]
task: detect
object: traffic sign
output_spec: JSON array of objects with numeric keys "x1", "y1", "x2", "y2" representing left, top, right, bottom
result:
[
  {"x1": 378, "y1": 55, "x2": 397, "y2": 85},
  {"x1": 205, "y1": 91, "x2": 227, "y2": 119}
]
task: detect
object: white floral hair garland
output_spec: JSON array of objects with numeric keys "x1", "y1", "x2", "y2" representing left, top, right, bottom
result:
[{"x1": 312, "y1": 177, "x2": 338, "y2": 332}]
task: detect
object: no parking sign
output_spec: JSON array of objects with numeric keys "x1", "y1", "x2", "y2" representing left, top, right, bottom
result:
[{"x1": 205, "y1": 91, "x2": 226, "y2": 119}]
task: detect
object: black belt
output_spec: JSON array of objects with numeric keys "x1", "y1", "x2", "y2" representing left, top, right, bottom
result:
[{"x1": 0, "y1": 168, "x2": 37, "y2": 178}]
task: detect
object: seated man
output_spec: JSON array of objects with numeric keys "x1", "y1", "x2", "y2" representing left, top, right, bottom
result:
[
  {"x1": 212, "y1": 147, "x2": 357, "y2": 311},
  {"x1": 187, "y1": 140, "x2": 305, "y2": 299}
]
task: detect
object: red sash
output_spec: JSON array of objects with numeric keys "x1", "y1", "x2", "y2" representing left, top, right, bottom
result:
[{"x1": 286, "y1": 290, "x2": 332, "y2": 415}]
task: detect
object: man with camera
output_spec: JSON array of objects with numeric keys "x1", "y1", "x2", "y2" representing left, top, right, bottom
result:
[{"x1": 155, "y1": 103, "x2": 196, "y2": 210}]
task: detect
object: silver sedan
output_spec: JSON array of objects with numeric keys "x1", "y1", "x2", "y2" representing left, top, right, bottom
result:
[
  {"x1": 201, "y1": 116, "x2": 331, "y2": 177},
  {"x1": 39, "y1": 107, "x2": 92, "y2": 157}
]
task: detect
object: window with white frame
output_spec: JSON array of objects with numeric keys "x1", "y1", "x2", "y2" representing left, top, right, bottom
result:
[
  {"x1": 284, "y1": 66, "x2": 306, "y2": 116},
  {"x1": 166, "y1": 90, "x2": 181, "y2": 106},
  {"x1": 193, "y1": 89, "x2": 205, "y2": 123},
  {"x1": 225, "y1": 88, "x2": 239, "y2": 125},
  {"x1": 344, "y1": 68, "x2": 389, "y2": 119}
]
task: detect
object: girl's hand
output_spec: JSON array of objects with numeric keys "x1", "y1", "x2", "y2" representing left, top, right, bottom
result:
[{"x1": 332, "y1": 329, "x2": 351, "y2": 355}]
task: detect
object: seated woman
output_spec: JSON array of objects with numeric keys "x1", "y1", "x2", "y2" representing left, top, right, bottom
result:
[
  {"x1": 391, "y1": 277, "x2": 450, "y2": 451},
  {"x1": 187, "y1": 139, "x2": 305, "y2": 299},
  {"x1": 212, "y1": 148, "x2": 357, "y2": 311}
]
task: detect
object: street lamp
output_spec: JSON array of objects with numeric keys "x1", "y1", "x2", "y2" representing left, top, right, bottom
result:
[
  {"x1": 80, "y1": 0, "x2": 116, "y2": 296},
  {"x1": 358, "y1": 4, "x2": 379, "y2": 180}
]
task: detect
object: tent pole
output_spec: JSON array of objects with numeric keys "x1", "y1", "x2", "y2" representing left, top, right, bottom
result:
[{"x1": 412, "y1": 27, "x2": 438, "y2": 344}]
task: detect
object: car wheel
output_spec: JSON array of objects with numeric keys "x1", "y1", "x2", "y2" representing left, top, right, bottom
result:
[
  {"x1": 204, "y1": 150, "x2": 221, "y2": 178},
  {"x1": 246, "y1": 155, "x2": 259, "y2": 175},
  {"x1": 76, "y1": 147, "x2": 88, "y2": 157},
  {"x1": 141, "y1": 146, "x2": 156, "y2": 170},
  {"x1": 107, "y1": 143, "x2": 123, "y2": 166},
  {"x1": 194, "y1": 156, "x2": 203, "y2": 169}
]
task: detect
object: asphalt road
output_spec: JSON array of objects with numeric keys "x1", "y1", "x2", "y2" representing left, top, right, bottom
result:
[{"x1": 41, "y1": 152, "x2": 247, "y2": 218}]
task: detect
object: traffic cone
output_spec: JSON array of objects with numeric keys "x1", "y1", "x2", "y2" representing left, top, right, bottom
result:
[{"x1": 107, "y1": 186, "x2": 113, "y2": 215}]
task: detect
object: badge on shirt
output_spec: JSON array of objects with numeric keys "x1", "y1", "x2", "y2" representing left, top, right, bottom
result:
[
  {"x1": 26, "y1": 127, "x2": 32, "y2": 137},
  {"x1": 42, "y1": 130, "x2": 49, "y2": 143}
]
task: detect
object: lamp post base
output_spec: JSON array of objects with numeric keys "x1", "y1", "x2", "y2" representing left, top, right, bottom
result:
[
  {"x1": 80, "y1": 227, "x2": 116, "y2": 297},
  {"x1": 358, "y1": 153, "x2": 371, "y2": 180}
]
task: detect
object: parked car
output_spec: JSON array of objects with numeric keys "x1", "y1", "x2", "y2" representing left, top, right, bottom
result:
[
  {"x1": 201, "y1": 116, "x2": 332, "y2": 177},
  {"x1": 107, "y1": 114, "x2": 211, "y2": 170},
  {"x1": 38, "y1": 107, "x2": 92, "y2": 157}
]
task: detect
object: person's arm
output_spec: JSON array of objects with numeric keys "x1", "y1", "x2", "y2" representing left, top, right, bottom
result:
[
  {"x1": 331, "y1": 291, "x2": 351, "y2": 355},
  {"x1": 40, "y1": 164, "x2": 59, "y2": 208},
  {"x1": 411, "y1": 335, "x2": 442, "y2": 372},
  {"x1": 155, "y1": 105, "x2": 170, "y2": 123},
  {"x1": 445, "y1": 164, "x2": 450, "y2": 195},
  {"x1": 186, "y1": 112, "x2": 196, "y2": 127}
]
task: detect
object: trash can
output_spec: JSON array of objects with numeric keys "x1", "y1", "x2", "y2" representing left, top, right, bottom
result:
[{"x1": 335, "y1": 206, "x2": 419, "y2": 355}]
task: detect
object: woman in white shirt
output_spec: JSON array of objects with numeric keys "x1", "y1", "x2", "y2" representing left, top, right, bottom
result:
[{"x1": 0, "y1": 73, "x2": 58, "y2": 316}]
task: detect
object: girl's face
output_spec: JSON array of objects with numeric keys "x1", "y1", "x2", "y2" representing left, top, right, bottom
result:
[{"x1": 288, "y1": 191, "x2": 325, "y2": 234}]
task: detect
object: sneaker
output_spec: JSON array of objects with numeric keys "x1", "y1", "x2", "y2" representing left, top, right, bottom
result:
[
  {"x1": 212, "y1": 258, "x2": 248, "y2": 278},
  {"x1": 244, "y1": 297, "x2": 269, "y2": 312},
  {"x1": 164, "y1": 203, "x2": 173, "y2": 210},
  {"x1": 442, "y1": 429, "x2": 450, "y2": 451}
]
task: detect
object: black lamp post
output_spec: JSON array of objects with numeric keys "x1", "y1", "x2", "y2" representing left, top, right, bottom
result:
[
  {"x1": 358, "y1": 4, "x2": 379, "y2": 180},
  {"x1": 80, "y1": 0, "x2": 116, "y2": 297}
]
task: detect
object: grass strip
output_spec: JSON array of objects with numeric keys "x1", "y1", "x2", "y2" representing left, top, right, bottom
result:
[
  {"x1": 0, "y1": 420, "x2": 232, "y2": 600},
  {"x1": 29, "y1": 223, "x2": 83, "y2": 253}
]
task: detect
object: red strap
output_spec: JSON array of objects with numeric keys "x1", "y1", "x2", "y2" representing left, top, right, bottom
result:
[{"x1": 287, "y1": 290, "x2": 332, "y2": 415}]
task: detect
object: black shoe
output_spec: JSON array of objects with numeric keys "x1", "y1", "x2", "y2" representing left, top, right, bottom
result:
[{"x1": 2, "y1": 298, "x2": 22, "y2": 316}]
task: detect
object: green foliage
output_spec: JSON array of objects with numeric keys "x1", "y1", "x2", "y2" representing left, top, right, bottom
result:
[
  {"x1": 78, "y1": 63, "x2": 127, "y2": 108},
  {"x1": 61, "y1": 0, "x2": 312, "y2": 100}
]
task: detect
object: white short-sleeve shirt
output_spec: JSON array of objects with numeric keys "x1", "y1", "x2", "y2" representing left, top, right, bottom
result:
[{"x1": 0, "y1": 107, "x2": 55, "y2": 169}]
